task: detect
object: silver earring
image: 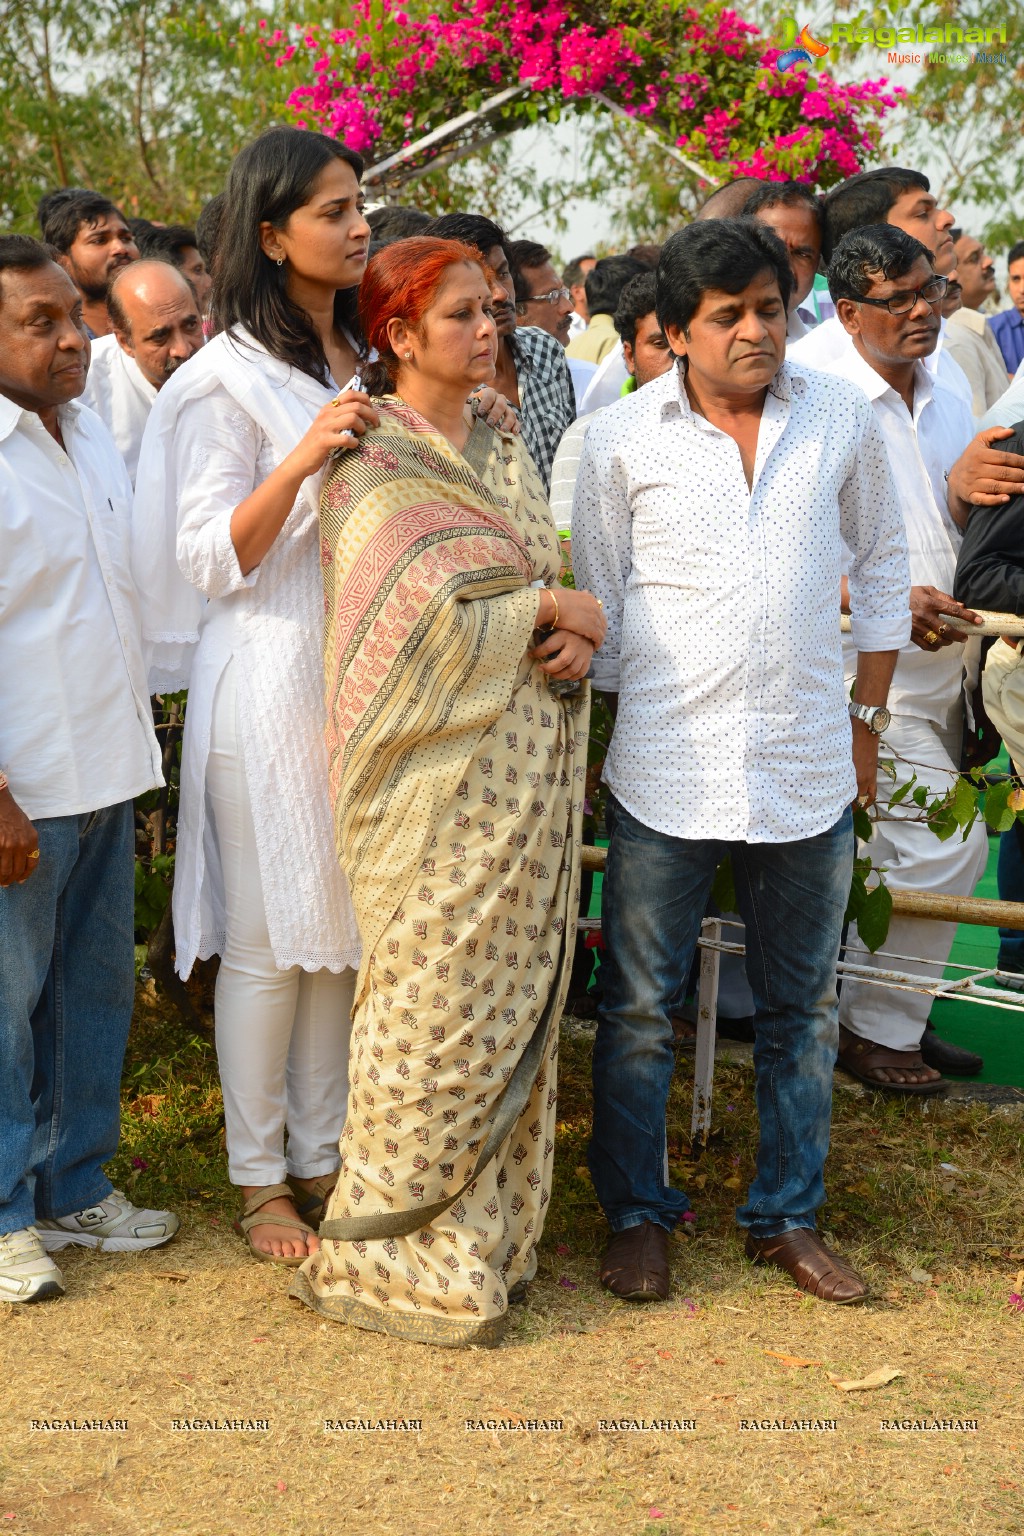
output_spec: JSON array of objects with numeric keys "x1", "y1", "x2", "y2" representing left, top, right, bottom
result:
[
  {"x1": 404, "y1": 351, "x2": 412, "y2": 360},
  {"x1": 276, "y1": 257, "x2": 284, "y2": 267}
]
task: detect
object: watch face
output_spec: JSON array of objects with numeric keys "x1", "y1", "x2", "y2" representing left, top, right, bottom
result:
[{"x1": 872, "y1": 707, "x2": 891, "y2": 733}]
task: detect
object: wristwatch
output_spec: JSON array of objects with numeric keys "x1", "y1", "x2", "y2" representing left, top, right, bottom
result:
[{"x1": 849, "y1": 701, "x2": 890, "y2": 735}]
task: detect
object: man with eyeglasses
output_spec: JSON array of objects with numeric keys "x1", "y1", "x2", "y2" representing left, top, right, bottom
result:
[
  {"x1": 510, "y1": 240, "x2": 576, "y2": 346},
  {"x1": 791, "y1": 167, "x2": 973, "y2": 413},
  {"x1": 818, "y1": 224, "x2": 991, "y2": 1094},
  {"x1": 509, "y1": 239, "x2": 599, "y2": 407}
]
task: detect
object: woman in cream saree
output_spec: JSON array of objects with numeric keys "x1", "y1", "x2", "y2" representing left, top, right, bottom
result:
[{"x1": 291, "y1": 241, "x2": 599, "y2": 1348}]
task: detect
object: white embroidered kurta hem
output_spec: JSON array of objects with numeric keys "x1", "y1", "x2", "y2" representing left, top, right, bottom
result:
[{"x1": 134, "y1": 332, "x2": 361, "y2": 978}]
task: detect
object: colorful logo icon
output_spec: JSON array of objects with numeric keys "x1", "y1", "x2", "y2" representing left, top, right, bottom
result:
[{"x1": 776, "y1": 17, "x2": 830, "y2": 70}]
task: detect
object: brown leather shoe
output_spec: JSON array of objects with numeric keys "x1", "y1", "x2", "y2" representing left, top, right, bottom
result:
[
  {"x1": 744, "y1": 1228, "x2": 869, "y2": 1305},
  {"x1": 599, "y1": 1221, "x2": 670, "y2": 1301}
]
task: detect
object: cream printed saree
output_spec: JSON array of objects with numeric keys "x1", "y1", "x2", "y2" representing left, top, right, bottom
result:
[{"x1": 290, "y1": 401, "x2": 589, "y2": 1347}]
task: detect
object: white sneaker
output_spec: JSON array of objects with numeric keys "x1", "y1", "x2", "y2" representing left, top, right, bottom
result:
[
  {"x1": 0, "y1": 1227, "x2": 65, "y2": 1303},
  {"x1": 37, "y1": 1191, "x2": 180, "y2": 1253}
]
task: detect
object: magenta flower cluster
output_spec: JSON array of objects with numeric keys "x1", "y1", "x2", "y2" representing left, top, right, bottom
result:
[{"x1": 259, "y1": 0, "x2": 903, "y2": 185}]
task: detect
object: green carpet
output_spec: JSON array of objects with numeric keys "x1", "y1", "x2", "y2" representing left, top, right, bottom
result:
[{"x1": 929, "y1": 826, "x2": 1024, "y2": 1087}]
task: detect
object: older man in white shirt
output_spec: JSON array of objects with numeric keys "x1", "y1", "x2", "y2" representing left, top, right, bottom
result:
[
  {"x1": 81, "y1": 259, "x2": 204, "y2": 484},
  {"x1": 573, "y1": 220, "x2": 909, "y2": 1307},
  {"x1": 0, "y1": 237, "x2": 178, "y2": 1305},
  {"x1": 819, "y1": 225, "x2": 993, "y2": 1093},
  {"x1": 792, "y1": 166, "x2": 974, "y2": 411}
]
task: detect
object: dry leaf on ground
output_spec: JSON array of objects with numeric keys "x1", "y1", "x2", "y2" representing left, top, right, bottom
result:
[
  {"x1": 828, "y1": 1365, "x2": 903, "y2": 1392},
  {"x1": 764, "y1": 1350, "x2": 820, "y2": 1368}
]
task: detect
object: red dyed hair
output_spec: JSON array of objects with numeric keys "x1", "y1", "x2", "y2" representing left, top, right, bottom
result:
[{"x1": 358, "y1": 236, "x2": 487, "y2": 395}]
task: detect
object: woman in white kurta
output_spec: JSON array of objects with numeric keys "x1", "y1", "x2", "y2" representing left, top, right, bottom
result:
[{"x1": 133, "y1": 127, "x2": 378, "y2": 1261}]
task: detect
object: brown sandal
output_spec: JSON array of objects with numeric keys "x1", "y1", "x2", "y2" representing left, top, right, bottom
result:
[
  {"x1": 285, "y1": 1172, "x2": 338, "y2": 1229},
  {"x1": 234, "y1": 1183, "x2": 317, "y2": 1268},
  {"x1": 836, "y1": 1025, "x2": 946, "y2": 1096},
  {"x1": 745, "y1": 1228, "x2": 869, "y2": 1304}
]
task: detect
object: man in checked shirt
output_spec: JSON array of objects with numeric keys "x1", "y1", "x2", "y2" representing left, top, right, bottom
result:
[{"x1": 572, "y1": 219, "x2": 910, "y2": 1306}]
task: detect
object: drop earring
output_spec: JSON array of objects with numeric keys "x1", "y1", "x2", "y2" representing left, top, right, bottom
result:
[{"x1": 276, "y1": 257, "x2": 284, "y2": 267}]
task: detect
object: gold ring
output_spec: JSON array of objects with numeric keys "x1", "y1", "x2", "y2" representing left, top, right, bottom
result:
[
  {"x1": 856, "y1": 794, "x2": 870, "y2": 808},
  {"x1": 28, "y1": 849, "x2": 40, "y2": 860},
  {"x1": 596, "y1": 598, "x2": 603, "y2": 608},
  {"x1": 924, "y1": 629, "x2": 939, "y2": 645}
]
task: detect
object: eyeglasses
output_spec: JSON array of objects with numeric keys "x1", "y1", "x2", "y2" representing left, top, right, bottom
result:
[
  {"x1": 849, "y1": 275, "x2": 948, "y2": 316},
  {"x1": 526, "y1": 285, "x2": 572, "y2": 306}
]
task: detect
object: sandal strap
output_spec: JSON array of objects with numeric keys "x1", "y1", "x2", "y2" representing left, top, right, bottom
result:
[
  {"x1": 285, "y1": 1173, "x2": 338, "y2": 1222},
  {"x1": 238, "y1": 1208, "x2": 316, "y2": 1239},
  {"x1": 838, "y1": 1027, "x2": 928, "y2": 1075},
  {"x1": 238, "y1": 1183, "x2": 299, "y2": 1220}
]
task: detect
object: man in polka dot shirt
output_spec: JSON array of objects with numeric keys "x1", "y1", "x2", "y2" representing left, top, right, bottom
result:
[{"x1": 572, "y1": 219, "x2": 911, "y2": 1306}]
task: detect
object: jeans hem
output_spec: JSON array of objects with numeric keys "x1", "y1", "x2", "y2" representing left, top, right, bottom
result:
[
  {"x1": 737, "y1": 1215, "x2": 818, "y2": 1240},
  {"x1": 44, "y1": 1177, "x2": 115, "y2": 1222},
  {"x1": 605, "y1": 1210, "x2": 679, "y2": 1236},
  {"x1": 0, "y1": 1213, "x2": 40, "y2": 1238}
]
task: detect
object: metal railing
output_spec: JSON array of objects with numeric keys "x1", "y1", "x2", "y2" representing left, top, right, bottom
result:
[{"x1": 577, "y1": 844, "x2": 1024, "y2": 1143}]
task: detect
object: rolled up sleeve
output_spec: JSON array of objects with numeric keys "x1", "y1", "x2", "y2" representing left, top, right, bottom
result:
[
  {"x1": 840, "y1": 408, "x2": 912, "y2": 653},
  {"x1": 570, "y1": 424, "x2": 632, "y2": 692}
]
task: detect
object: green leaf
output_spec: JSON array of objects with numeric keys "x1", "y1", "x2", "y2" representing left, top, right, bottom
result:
[
  {"x1": 951, "y1": 775, "x2": 980, "y2": 829},
  {"x1": 852, "y1": 805, "x2": 873, "y2": 843},
  {"x1": 856, "y1": 880, "x2": 893, "y2": 954},
  {"x1": 927, "y1": 807, "x2": 960, "y2": 843},
  {"x1": 887, "y1": 775, "x2": 915, "y2": 807},
  {"x1": 983, "y1": 779, "x2": 1016, "y2": 832},
  {"x1": 845, "y1": 867, "x2": 867, "y2": 925}
]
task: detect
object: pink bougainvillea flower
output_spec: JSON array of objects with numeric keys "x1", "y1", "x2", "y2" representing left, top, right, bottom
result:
[{"x1": 273, "y1": 0, "x2": 899, "y2": 191}]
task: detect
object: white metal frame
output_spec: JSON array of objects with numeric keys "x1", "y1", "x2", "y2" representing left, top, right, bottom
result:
[{"x1": 576, "y1": 912, "x2": 1024, "y2": 1146}]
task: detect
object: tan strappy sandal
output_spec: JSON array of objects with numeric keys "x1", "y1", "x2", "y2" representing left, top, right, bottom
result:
[
  {"x1": 234, "y1": 1183, "x2": 317, "y2": 1268},
  {"x1": 285, "y1": 1172, "x2": 338, "y2": 1230}
]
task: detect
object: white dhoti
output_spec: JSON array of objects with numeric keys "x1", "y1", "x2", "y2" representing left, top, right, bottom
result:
[{"x1": 840, "y1": 711, "x2": 990, "y2": 1050}]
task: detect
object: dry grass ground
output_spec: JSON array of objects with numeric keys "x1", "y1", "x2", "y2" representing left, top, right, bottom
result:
[{"x1": 1, "y1": 988, "x2": 1022, "y2": 1536}]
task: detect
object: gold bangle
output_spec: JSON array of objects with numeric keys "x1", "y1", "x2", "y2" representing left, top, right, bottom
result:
[{"x1": 548, "y1": 588, "x2": 559, "y2": 629}]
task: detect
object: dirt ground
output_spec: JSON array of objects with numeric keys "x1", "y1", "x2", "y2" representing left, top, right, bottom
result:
[{"x1": 2, "y1": 998, "x2": 1022, "y2": 1536}]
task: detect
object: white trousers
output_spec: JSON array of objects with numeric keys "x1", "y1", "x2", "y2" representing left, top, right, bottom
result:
[
  {"x1": 840, "y1": 711, "x2": 989, "y2": 1051},
  {"x1": 206, "y1": 659, "x2": 355, "y2": 1185},
  {"x1": 982, "y1": 638, "x2": 1024, "y2": 776}
]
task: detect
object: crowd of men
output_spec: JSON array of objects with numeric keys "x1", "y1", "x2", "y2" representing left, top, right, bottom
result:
[{"x1": 3, "y1": 157, "x2": 1024, "y2": 1309}]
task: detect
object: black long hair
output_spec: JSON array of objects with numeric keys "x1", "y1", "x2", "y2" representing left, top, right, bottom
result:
[{"x1": 214, "y1": 127, "x2": 365, "y2": 386}]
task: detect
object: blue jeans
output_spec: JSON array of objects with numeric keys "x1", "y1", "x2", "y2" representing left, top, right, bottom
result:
[
  {"x1": 589, "y1": 795, "x2": 853, "y2": 1240},
  {"x1": 0, "y1": 801, "x2": 135, "y2": 1235},
  {"x1": 997, "y1": 820, "x2": 1024, "y2": 970}
]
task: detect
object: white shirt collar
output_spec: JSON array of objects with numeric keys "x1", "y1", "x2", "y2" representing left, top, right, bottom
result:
[
  {"x1": 0, "y1": 390, "x2": 84, "y2": 445},
  {"x1": 654, "y1": 357, "x2": 805, "y2": 423},
  {"x1": 825, "y1": 331, "x2": 935, "y2": 414}
]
